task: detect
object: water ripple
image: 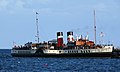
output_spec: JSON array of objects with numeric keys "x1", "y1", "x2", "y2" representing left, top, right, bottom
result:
[{"x1": 0, "y1": 49, "x2": 120, "y2": 72}]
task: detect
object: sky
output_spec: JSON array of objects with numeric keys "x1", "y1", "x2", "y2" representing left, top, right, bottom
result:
[{"x1": 0, "y1": 0, "x2": 120, "y2": 49}]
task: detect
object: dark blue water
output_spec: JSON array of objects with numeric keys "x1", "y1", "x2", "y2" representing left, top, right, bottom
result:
[{"x1": 0, "y1": 49, "x2": 120, "y2": 72}]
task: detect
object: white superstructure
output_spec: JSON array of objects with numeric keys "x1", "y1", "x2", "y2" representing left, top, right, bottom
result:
[{"x1": 43, "y1": 46, "x2": 113, "y2": 54}]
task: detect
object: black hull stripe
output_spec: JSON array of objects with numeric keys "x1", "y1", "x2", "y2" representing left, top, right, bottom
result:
[{"x1": 11, "y1": 52, "x2": 112, "y2": 57}]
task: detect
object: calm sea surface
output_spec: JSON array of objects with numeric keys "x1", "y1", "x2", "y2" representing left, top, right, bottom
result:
[{"x1": 0, "y1": 49, "x2": 120, "y2": 72}]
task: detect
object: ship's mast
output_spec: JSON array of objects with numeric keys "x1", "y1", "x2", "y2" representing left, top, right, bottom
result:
[
  {"x1": 36, "y1": 12, "x2": 39, "y2": 43},
  {"x1": 94, "y1": 10, "x2": 96, "y2": 45}
]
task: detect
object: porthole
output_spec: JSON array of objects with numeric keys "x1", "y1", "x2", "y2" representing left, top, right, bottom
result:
[
  {"x1": 65, "y1": 51, "x2": 67, "y2": 52},
  {"x1": 77, "y1": 51, "x2": 78, "y2": 53},
  {"x1": 74, "y1": 51, "x2": 76, "y2": 53},
  {"x1": 59, "y1": 51, "x2": 61, "y2": 53},
  {"x1": 88, "y1": 50, "x2": 90, "y2": 53},
  {"x1": 71, "y1": 51, "x2": 72, "y2": 53},
  {"x1": 81, "y1": 50, "x2": 82, "y2": 53}
]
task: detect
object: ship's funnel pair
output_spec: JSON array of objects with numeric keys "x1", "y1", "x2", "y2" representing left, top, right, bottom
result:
[{"x1": 57, "y1": 31, "x2": 74, "y2": 47}]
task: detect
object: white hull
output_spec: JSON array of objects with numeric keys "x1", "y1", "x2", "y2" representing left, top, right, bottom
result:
[
  {"x1": 43, "y1": 46, "x2": 113, "y2": 54},
  {"x1": 11, "y1": 46, "x2": 113, "y2": 57}
]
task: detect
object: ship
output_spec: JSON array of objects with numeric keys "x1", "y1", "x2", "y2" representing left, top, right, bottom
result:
[
  {"x1": 11, "y1": 10, "x2": 115, "y2": 57},
  {"x1": 11, "y1": 31, "x2": 114, "y2": 57}
]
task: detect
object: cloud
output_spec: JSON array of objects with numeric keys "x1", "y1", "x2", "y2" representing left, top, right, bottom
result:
[
  {"x1": 0, "y1": 0, "x2": 9, "y2": 10},
  {"x1": 92, "y1": 1, "x2": 120, "y2": 12},
  {"x1": 0, "y1": 0, "x2": 88, "y2": 15},
  {"x1": 34, "y1": 8, "x2": 71, "y2": 16},
  {"x1": 36, "y1": 0, "x2": 50, "y2": 4},
  {"x1": 0, "y1": 0, "x2": 26, "y2": 14},
  {"x1": 93, "y1": 3, "x2": 107, "y2": 11},
  {"x1": 0, "y1": 0, "x2": 119, "y2": 16},
  {"x1": 0, "y1": 0, "x2": 52, "y2": 14},
  {"x1": 15, "y1": 0, "x2": 25, "y2": 9}
]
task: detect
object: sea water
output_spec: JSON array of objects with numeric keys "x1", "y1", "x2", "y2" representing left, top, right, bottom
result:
[{"x1": 0, "y1": 49, "x2": 120, "y2": 72}]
